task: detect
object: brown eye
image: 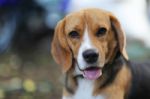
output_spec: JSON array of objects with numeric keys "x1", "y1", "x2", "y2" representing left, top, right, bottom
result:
[
  {"x1": 69, "y1": 31, "x2": 80, "y2": 38},
  {"x1": 96, "y1": 27, "x2": 107, "y2": 37}
]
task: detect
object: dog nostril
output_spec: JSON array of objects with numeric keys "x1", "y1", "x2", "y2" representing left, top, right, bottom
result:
[{"x1": 83, "y1": 49, "x2": 99, "y2": 64}]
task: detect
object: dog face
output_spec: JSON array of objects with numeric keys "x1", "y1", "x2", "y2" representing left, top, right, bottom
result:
[{"x1": 51, "y1": 8, "x2": 128, "y2": 80}]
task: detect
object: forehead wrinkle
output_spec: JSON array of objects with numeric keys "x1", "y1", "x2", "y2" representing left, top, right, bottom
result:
[
  {"x1": 65, "y1": 18, "x2": 81, "y2": 31},
  {"x1": 65, "y1": 14, "x2": 85, "y2": 33}
]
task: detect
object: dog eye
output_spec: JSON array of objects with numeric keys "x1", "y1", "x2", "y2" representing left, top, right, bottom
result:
[
  {"x1": 96, "y1": 27, "x2": 107, "y2": 37},
  {"x1": 68, "y1": 31, "x2": 80, "y2": 38}
]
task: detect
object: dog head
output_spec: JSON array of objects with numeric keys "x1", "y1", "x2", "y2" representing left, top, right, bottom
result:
[{"x1": 51, "y1": 8, "x2": 128, "y2": 80}]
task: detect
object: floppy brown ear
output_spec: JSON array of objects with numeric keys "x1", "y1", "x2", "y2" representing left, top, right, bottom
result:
[
  {"x1": 109, "y1": 13, "x2": 129, "y2": 60},
  {"x1": 51, "y1": 20, "x2": 72, "y2": 73}
]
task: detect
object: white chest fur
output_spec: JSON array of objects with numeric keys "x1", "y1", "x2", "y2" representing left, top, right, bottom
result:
[{"x1": 73, "y1": 78, "x2": 105, "y2": 99}]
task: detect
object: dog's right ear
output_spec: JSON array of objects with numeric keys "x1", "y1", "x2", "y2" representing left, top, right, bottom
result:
[{"x1": 51, "y1": 20, "x2": 72, "y2": 73}]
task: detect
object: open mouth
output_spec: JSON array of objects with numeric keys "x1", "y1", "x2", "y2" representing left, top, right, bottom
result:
[{"x1": 83, "y1": 67, "x2": 102, "y2": 80}]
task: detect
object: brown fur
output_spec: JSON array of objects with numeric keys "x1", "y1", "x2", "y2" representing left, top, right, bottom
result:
[{"x1": 93, "y1": 66, "x2": 131, "y2": 99}]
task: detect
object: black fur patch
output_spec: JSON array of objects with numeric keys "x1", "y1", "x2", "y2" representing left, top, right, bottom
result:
[{"x1": 127, "y1": 61, "x2": 150, "y2": 99}]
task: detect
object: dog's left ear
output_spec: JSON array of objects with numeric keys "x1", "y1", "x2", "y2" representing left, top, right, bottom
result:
[{"x1": 109, "y1": 13, "x2": 129, "y2": 60}]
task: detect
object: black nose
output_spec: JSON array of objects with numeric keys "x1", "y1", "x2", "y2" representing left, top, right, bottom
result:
[{"x1": 83, "y1": 49, "x2": 99, "y2": 64}]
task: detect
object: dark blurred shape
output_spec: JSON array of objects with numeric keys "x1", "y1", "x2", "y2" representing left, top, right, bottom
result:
[
  {"x1": 0, "y1": 0, "x2": 69, "y2": 54},
  {"x1": 0, "y1": 0, "x2": 22, "y2": 53},
  {"x1": 12, "y1": 0, "x2": 52, "y2": 51},
  {"x1": 0, "y1": 0, "x2": 54, "y2": 54}
]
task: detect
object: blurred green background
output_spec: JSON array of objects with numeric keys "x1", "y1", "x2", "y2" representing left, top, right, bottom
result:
[{"x1": 0, "y1": 0, "x2": 149, "y2": 99}]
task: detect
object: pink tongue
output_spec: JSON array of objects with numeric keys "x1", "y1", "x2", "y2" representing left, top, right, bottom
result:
[{"x1": 83, "y1": 68, "x2": 102, "y2": 80}]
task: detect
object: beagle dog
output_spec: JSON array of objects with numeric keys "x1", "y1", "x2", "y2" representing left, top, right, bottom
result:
[{"x1": 51, "y1": 8, "x2": 150, "y2": 99}]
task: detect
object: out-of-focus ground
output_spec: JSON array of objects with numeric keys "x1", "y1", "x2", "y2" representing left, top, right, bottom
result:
[
  {"x1": 0, "y1": 37, "x2": 62, "y2": 99},
  {"x1": 0, "y1": 0, "x2": 150, "y2": 99}
]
